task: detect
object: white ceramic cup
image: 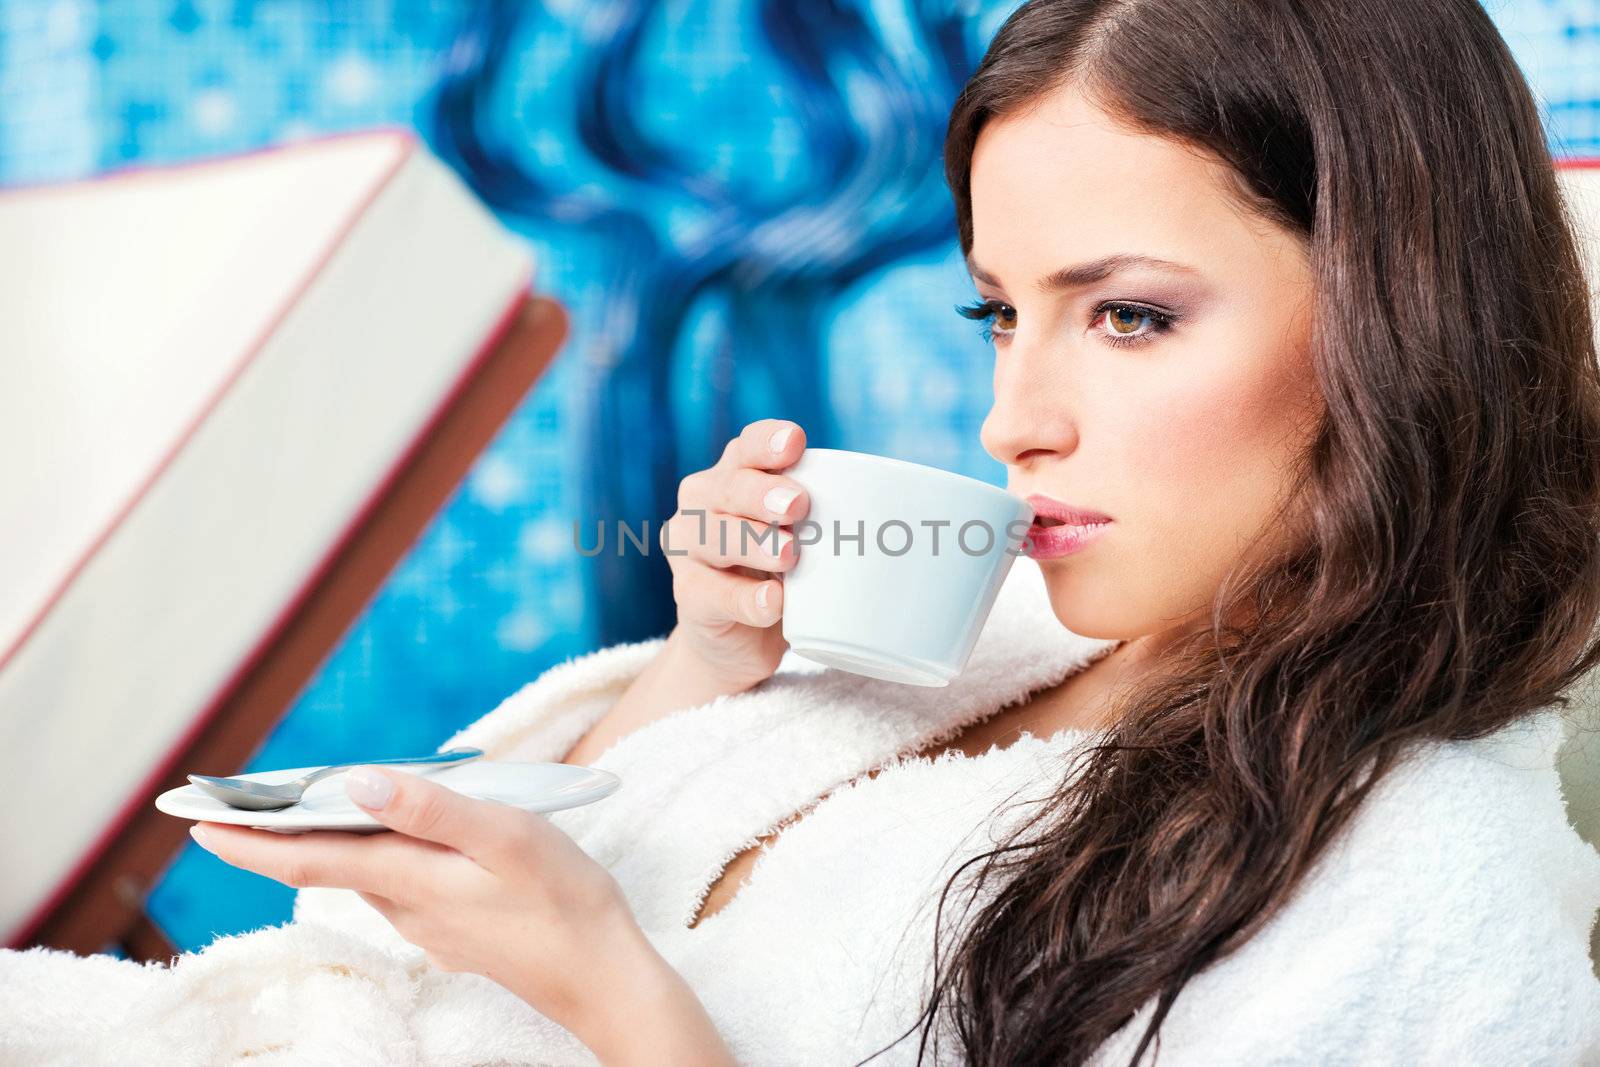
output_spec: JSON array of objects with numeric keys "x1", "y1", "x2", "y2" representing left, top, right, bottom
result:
[{"x1": 778, "y1": 448, "x2": 1035, "y2": 686}]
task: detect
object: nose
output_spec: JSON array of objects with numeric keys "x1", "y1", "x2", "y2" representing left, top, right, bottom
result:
[{"x1": 979, "y1": 342, "x2": 1078, "y2": 469}]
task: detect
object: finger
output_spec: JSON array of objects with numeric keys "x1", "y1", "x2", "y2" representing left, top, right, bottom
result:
[
  {"x1": 343, "y1": 765, "x2": 529, "y2": 868},
  {"x1": 712, "y1": 468, "x2": 809, "y2": 526},
  {"x1": 675, "y1": 511, "x2": 796, "y2": 571},
  {"x1": 189, "y1": 821, "x2": 427, "y2": 901},
  {"x1": 718, "y1": 419, "x2": 806, "y2": 473},
  {"x1": 674, "y1": 558, "x2": 783, "y2": 629},
  {"x1": 355, "y1": 890, "x2": 407, "y2": 927},
  {"x1": 661, "y1": 507, "x2": 794, "y2": 570}
]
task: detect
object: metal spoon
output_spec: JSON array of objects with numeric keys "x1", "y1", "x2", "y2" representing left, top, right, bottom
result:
[{"x1": 187, "y1": 747, "x2": 486, "y2": 811}]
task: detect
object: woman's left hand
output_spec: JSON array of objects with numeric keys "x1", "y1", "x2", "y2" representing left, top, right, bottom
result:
[{"x1": 187, "y1": 764, "x2": 661, "y2": 1053}]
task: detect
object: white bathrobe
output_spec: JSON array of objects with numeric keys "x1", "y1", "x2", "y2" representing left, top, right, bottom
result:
[{"x1": 3, "y1": 554, "x2": 1598, "y2": 1066}]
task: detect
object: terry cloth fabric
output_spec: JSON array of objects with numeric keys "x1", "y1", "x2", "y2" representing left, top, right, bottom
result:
[{"x1": 2, "y1": 555, "x2": 1597, "y2": 1065}]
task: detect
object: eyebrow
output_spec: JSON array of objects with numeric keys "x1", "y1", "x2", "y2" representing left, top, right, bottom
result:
[{"x1": 965, "y1": 252, "x2": 1202, "y2": 292}]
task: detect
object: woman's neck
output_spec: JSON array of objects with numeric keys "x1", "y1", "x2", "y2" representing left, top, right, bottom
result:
[{"x1": 1029, "y1": 620, "x2": 1205, "y2": 734}]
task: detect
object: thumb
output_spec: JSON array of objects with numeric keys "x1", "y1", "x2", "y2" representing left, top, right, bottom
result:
[{"x1": 345, "y1": 765, "x2": 518, "y2": 865}]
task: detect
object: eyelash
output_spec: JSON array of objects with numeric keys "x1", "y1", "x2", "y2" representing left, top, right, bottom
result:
[{"x1": 955, "y1": 298, "x2": 1178, "y2": 348}]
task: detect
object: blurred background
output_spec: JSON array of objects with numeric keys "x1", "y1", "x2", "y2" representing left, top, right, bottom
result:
[{"x1": 1, "y1": 0, "x2": 1595, "y2": 951}]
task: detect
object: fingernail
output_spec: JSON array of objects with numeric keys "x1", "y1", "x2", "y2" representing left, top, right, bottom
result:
[
  {"x1": 190, "y1": 825, "x2": 214, "y2": 851},
  {"x1": 763, "y1": 486, "x2": 800, "y2": 516},
  {"x1": 768, "y1": 427, "x2": 793, "y2": 454},
  {"x1": 756, "y1": 582, "x2": 771, "y2": 609},
  {"x1": 346, "y1": 767, "x2": 393, "y2": 809}
]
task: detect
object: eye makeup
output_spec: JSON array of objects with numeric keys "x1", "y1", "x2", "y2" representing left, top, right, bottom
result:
[
  {"x1": 955, "y1": 296, "x2": 1183, "y2": 348},
  {"x1": 956, "y1": 298, "x2": 1016, "y2": 343},
  {"x1": 1089, "y1": 300, "x2": 1178, "y2": 348}
]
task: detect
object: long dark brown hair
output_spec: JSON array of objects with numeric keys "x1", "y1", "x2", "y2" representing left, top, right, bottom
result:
[{"x1": 861, "y1": 1, "x2": 1600, "y2": 1063}]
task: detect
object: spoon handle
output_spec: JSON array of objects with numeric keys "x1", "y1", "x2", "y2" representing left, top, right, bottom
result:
[{"x1": 290, "y1": 747, "x2": 485, "y2": 791}]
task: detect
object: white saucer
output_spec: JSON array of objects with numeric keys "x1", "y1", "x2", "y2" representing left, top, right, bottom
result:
[{"x1": 155, "y1": 760, "x2": 621, "y2": 834}]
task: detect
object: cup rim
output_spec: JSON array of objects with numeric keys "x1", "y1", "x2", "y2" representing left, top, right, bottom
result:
[{"x1": 794, "y1": 448, "x2": 1029, "y2": 507}]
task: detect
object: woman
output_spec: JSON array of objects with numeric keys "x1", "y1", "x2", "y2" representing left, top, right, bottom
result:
[{"x1": 9, "y1": 0, "x2": 1597, "y2": 1063}]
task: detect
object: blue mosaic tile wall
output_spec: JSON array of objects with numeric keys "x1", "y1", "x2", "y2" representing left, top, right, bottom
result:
[{"x1": 0, "y1": 0, "x2": 1595, "y2": 952}]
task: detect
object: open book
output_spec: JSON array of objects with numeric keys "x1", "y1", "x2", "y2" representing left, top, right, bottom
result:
[{"x1": 0, "y1": 130, "x2": 539, "y2": 946}]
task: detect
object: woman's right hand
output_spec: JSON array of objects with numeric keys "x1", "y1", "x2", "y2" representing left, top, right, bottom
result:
[{"x1": 659, "y1": 418, "x2": 809, "y2": 691}]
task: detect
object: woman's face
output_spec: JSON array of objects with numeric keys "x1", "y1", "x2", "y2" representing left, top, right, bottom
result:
[{"x1": 970, "y1": 84, "x2": 1322, "y2": 644}]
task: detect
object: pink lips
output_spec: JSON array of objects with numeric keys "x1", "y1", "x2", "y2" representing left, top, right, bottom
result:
[{"x1": 1023, "y1": 493, "x2": 1113, "y2": 560}]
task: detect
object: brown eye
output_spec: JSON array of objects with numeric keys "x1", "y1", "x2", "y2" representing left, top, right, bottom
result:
[
  {"x1": 994, "y1": 305, "x2": 1018, "y2": 332},
  {"x1": 1106, "y1": 306, "x2": 1148, "y2": 335},
  {"x1": 1092, "y1": 301, "x2": 1177, "y2": 348}
]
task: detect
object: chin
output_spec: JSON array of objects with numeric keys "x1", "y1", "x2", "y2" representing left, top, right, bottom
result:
[{"x1": 1039, "y1": 571, "x2": 1142, "y2": 642}]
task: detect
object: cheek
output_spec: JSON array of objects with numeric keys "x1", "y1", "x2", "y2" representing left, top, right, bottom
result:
[
  {"x1": 1141, "y1": 372, "x2": 1303, "y2": 497},
  {"x1": 1099, "y1": 338, "x2": 1317, "y2": 612}
]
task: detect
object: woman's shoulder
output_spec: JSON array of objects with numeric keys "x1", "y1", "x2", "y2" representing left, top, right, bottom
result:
[
  {"x1": 1345, "y1": 709, "x2": 1599, "y2": 901},
  {"x1": 1094, "y1": 709, "x2": 1600, "y2": 1067},
  {"x1": 1334, "y1": 710, "x2": 1600, "y2": 965},
  {"x1": 1339, "y1": 710, "x2": 1600, "y2": 986}
]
